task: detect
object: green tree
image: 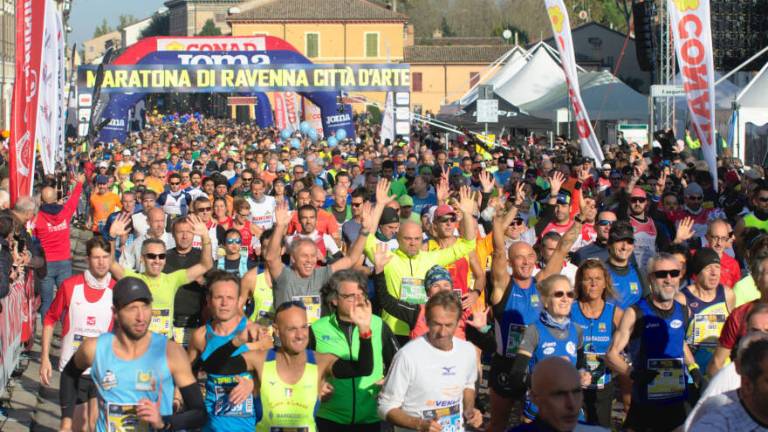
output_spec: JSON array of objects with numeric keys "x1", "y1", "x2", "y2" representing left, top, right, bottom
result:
[
  {"x1": 139, "y1": 12, "x2": 170, "y2": 40},
  {"x1": 118, "y1": 14, "x2": 139, "y2": 31},
  {"x1": 491, "y1": 25, "x2": 529, "y2": 44},
  {"x1": 93, "y1": 18, "x2": 113, "y2": 38},
  {"x1": 197, "y1": 19, "x2": 222, "y2": 36},
  {"x1": 439, "y1": 16, "x2": 455, "y2": 37}
]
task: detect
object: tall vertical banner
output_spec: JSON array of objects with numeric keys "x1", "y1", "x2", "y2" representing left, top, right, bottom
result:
[
  {"x1": 56, "y1": 12, "x2": 67, "y2": 166},
  {"x1": 274, "y1": 92, "x2": 301, "y2": 132},
  {"x1": 544, "y1": 0, "x2": 604, "y2": 165},
  {"x1": 273, "y1": 92, "x2": 287, "y2": 131},
  {"x1": 10, "y1": 0, "x2": 46, "y2": 204},
  {"x1": 667, "y1": 0, "x2": 717, "y2": 191},
  {"x1": 380, "y1": 92, "x2": 395, "y2": 144},
  {"x1": 37, "y1": 0, "x2": 64, "y2": 175}
]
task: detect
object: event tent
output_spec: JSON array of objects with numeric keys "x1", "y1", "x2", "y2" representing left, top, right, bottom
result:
[
  {"x1": 735, "y1": 61, "x2": 768, "y2": 161},
  {"x1": 459, "y1": 45, "x2": 529, "y2": 105},
  {"x1": 439, "y1": 91, "x2": 552, "y2": 130},
  {"x1": 495, "y1": 43, "x2": 568, "y2": 106}
]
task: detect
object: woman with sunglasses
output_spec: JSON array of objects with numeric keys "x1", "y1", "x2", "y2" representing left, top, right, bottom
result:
[
  {"x1": 571, "y1": 260, "x2": 623, "y2": 428},
  {"x1": 510, "y1": 274, "x2": 589, "y2": 422}
]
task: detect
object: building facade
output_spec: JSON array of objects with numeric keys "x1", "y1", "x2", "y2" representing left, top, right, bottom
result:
[
  {"x1": 82, "y1": 30, "x2": 121, "y2": 64},
  {"x1": 165, "y1": 0, "x2": 260, "y2": 36}
]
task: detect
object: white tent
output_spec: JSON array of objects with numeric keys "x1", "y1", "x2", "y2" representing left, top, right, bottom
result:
[
  {"x1": 519, "y1": 71, "x2": 649, "y2": 121},
  {"x1": 460, "y1": 45, "x2": 529, "y2": 105},
  {"x1": 736, "y1": 61, "x2": 768, "y2": 161},
  {"x1": 495, "y1": 42, "x2": 568, "y2": 106}
]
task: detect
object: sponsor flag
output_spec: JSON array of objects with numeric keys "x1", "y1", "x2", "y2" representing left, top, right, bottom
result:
[
  {"x1": 37, "y1": 0, "x2": 64, "y2": 175},
  {"x1": 380, "y1": 92, "x2": 395, "y2": 144},
  {"x1": 10, "y1": 0, "x2": 46, "y2": 204},
  {"x1": 667, "y1": 0, "x2": 718, "y2": 190},
  {"x1": 274, "y1": 92, "x2": 288, "y2": 131},
  {"x1": 544, "y1": 0, "x2": 604, "y2": 165},
  {"x1": 303, "y1": 98, "x2": 324, "y2": 138}
]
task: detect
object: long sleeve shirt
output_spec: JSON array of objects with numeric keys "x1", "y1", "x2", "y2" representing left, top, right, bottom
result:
[{"x1": 33, "y1": 181, "x2": 83, "y2": 262}]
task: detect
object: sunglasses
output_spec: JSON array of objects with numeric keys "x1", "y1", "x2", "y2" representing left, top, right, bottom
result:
[
  {"x1": 597, "y1": 219, "x2": 614, "y2": 226},
  {"x1": 170, "y1": 182, "x2": 180, "y2": 186},
  {"x1": 552, "y1": 290, "x2": 576, "y2": 299},
  {"x1": 437, "y1": 216, "x2": 457, "y2": 224},
  {"x1": 351, "y1": 202, "x2": 364, "y2": 207},
  {"x1": 238, "y1": 212, "x2": 250, "y2": 217},
  {"x1": 630, "y1": 197, "x2": 647, "y2": 204},
  {"x1": 687, "y1": 196, "x2": 703, "y2": 201},
  {"x1": 758, "y1": 196, "x2": 768, "y2": 203},
  {"x1": 653, "y1": 269, "x2": 681, "y2": 279},
  {"x1": 196, "y1": 206, "x2": 212, "y2": 212},
  {"x1": 226, "y1": 238, "x2": 242, "y2": 244},
  {"x1": 144, "y1": 253, "x2": 166, "y2": 260},
  {"x1": 241, "y1": 177, "x2": 253, "y2": 182},
  {"x1": 511, "y1": 219, "x2": 525, "y2": 226}
]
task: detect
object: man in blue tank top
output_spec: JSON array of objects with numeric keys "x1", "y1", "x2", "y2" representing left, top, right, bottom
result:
[
  {"x1": 188, "y1": 270, "x2": 269, "y2": 431},
  {"x1": 604, "y1": 221, "x2": 647, "y2": 310},
  {"x1": 607, "y1": 253, "x2": 704, "y2": 432},
  {"x1": 58, "y1": 277, "x2": 208, "y2": 431}
]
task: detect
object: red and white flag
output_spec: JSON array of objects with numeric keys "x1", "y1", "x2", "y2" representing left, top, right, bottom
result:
[
  {"x1": 303, "y1": 98, "x2": 324, "y2": 138},
  {"x1": 668, "y1": 0, "x2": 718, "y2": 190},
  {"x1": 544, "y1": 0, "x2": 604, "y2": 165},
  {"x1": 274, "y1": 92, "x2": 301, "y2": 132},
  {"x1": 10, "y1": 0, "x2": 46, "y2": 204}
]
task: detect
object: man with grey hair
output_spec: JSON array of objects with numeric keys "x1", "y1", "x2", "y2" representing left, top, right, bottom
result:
[
  {"x1": 685, "y1": 303, "x2": 768, "y2": 430},
  {"x1": 607, "y1": 252, "x2": 700, "y2": 432},
  {"x1": 309, "y1": 269, "x2": 398, "y2": 432}
]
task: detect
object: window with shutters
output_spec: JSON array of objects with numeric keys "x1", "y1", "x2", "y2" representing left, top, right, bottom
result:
[
  {"x1": 469, "y1": 72, "x2": 480, "y2": 87},
  {"x1": 306, "y1": 33, "x2": 319, "y2": 58},
  {"x1": 365, "y1": 33, "x2": 379, "y2": 58},
  {"x1": 412, "y1": 72, "x2": 423, "y2": 92}
]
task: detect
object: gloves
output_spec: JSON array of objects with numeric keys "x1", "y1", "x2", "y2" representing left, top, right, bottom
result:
[
  {"x1": 630, "y1": 368, "x2": 659, "y2": 386},
  {"x1": 690, "y1": 367, "x2": 708, "y2": 391}
]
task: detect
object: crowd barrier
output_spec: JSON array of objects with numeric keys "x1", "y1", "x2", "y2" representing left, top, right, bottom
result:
[{"x1": 0, "y1": 271, "x2": 38, "y2": 396}]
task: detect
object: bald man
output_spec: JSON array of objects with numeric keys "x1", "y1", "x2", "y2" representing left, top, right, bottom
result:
[
  {"x1": 119, "y1": 207, "x2": 176, "y2": 272},
  {"x1": 34, "y1": 173, "x2": 86, "y2": 317},
  {"x1": 508, "y1": 357, "x2": 606, "y2": 431}
]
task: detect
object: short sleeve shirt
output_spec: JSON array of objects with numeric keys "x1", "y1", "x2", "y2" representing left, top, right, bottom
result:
[
  {"x1": 123, "y1": 269, "x2": 188, "y2": 315},
  {"x1": 718, "y1": 302, "x2": 755, "y2": 350},
  {"x1": 273, "y1": 265, "x2": 333, "y2": 307}
]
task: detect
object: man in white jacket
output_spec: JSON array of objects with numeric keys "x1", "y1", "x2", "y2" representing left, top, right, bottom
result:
[{"x1": 378, "y1": 291, "x2": 483, "y2": 432}]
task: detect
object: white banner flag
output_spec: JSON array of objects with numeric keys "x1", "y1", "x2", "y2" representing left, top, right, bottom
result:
[
  {"x1": 274, "y1": 92, "x2": 288, "y2": 131},
  {"x1": 544, "y1": 0, "x2": 604, "y2": 165},
  {"x1": 380, "y1": 92, "x2": 395, "y2": 144},
  {"x1": 56, "y1": 10, "x2": 66, "y2": 166},
  {"x1": 303, "y1": 98, "x2": 324, "y2": 138},
  {"x1": 667, "y1": 0, "x2": 717, "y2": 191},
  {"x1": 37, "y1": 0, "x2": 62, "y2": 175}
]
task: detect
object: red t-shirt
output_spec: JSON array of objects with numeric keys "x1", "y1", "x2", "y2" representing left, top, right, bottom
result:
[
  {"x1": 287, "y1": 209, "x2": 339, "y2": 236},
  {"x1": 44, "y1": 274, "x2": 115, "y2": 337},
  {"x1": 718, "y1": 301, "x2": 755, "y2": 349},
  {"x1": 719, "y1": 253, "x2": 742, "y2": 289},
  {"x1": 33, "y1": 182, "x2": 83, "y2": 262}
]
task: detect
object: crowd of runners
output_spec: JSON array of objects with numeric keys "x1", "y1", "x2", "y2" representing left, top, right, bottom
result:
[{"x1": 3, "y1": 112, "x2": 768, "y2": 431}]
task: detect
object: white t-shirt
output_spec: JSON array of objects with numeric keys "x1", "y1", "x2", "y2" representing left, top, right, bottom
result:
[
  {"x1": 684, "y1": 363, "x2": 741, "y2": 431},
  {"x1": 689, "y1": 390, "x2": 767, "y2": 432},
  {"x1": 247, "y1": 195, "x2": 276, "y2": 230},
  {"x1": 378, "y1": 336, "x2": 478, "y2": 432}
]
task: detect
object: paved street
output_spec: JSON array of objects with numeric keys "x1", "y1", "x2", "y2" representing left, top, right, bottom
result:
[{"x1": 0, "y1": 228, "x2": 91, "y2": 431}]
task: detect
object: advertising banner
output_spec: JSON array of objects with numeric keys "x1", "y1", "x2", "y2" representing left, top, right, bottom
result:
[
  {"x1": 10, "y1": 0, "x2": 46, "y2": 204},
  {"x1": 381, "y1": 92, "x2": 395, "y2": 144},
  {"x1": 77, "y1": 64, "x2": 411, "y2": 93},
  {"x1": 667, "y1": 0, "x2": 718, "y2": 190},
  {"x1": 37, "y1": 0, "x2": 64, "y2": 175},
  {"x1": 544, "y1": 0, "x2": 604, "y2": 165},
  {"x1": 304, "y1": 99, "x2": 324, "y2": 138}
]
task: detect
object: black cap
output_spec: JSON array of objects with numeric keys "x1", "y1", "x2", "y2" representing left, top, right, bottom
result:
[
  {"x1": 689, "y1": 248, "x2": 721, "y2": 276},
  {"x1": 608, "y1": 221, "x2": 635, "y2": 244},
  {"x1": 380, "y1": 207, "x2": 400, "y2": 225},
  {"x1": 112, "y1": 277, "x2": 153, "y2": 309}
]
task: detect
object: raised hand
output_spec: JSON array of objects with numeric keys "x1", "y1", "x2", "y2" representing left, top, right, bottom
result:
[
  {"x1": 375, "y1": 179, "x2": 396, "y2": 206},
  {"x1": 549, "y1": 171, "x2": 566, "y2": 197},
  {"x1": 465, "y1": 305, "x2": 489, "y2": 329},
  {"x1": 674, "y1": 217, "x2": 695, "y2": 244},
  {"x1": 478, "y1": 170, "x2": 495, "y2": 194},
  {"x1": 457, "y1": 186, "x2": 475, "y2": 215},
  {"x1": 656, "y1": 171, "x2": 668, "y2": 197},
  {"x1": 188, "y1": 214, "x2": 208, "y2": 237},
  {"x1": 436, "y1": 173, "x2": 450, "y2": 203},
  {"x1": 109, "y1": 213, "x2": 132, "y2": 238},
  {"x1": 514, "y1": 181, "x2": 526, "y2": 206},
  {"x1": 373, "y1": 242, "x2": 392, "y2": 273},
  {"x1": 76, "y1": 173, "x2": 86, "y2": 184},
  {"x1": 359, "y1": 202, "x2": 375, "y2": 233},
  {"x1": 274, "y1": 200, "x2": 290, "y2": 227},
  {"x1": 349, "y1": 298, "x2": 372, "y2": 333}
]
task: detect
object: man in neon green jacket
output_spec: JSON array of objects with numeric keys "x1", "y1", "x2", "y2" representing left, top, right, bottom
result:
[{"x1": 364, "y1": 182, "x2": 477, "y2": 340}]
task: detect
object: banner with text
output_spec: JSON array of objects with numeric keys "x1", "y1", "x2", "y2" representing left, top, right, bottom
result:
[
  {"x1": 667, "y1": 0, "x2": 718, "y2": 190},
  {"x1": 78, "y1": 64, "x2": 411, "y2": 93},
  {"x1": 544, "y1": 0, "x2": 604, "y2": 165},
  {"x1": 37, "y1": 0, "x2": 64, "y2": 175},
  {"x1": 10, "y1": 0, "x2": 46, "y2": 204}
]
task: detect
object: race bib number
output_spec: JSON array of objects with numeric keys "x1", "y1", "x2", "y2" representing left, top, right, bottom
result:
[
  {"x1": 585, "y1": 352, "x2": 607, "y2": 389},
  {"x1": 213, "y1": 378, "x2": 255, "y2": 417},
  {"x1": 505, "y1": 323, "x2": 526, "y2": 357},
  {"x1": 691, "y1": 314, "x2": 726, "y2": 347},
  {"x1": 72, "y1": 333, "x2": 85, "y2": 351},
  {"x1": 647, "y1": 358, "x2": 685, "y2": 400},
  {"x1": 292, "y1": 295, "x2": 321, "y2": 324},
  {"x1": 107, "y1": 403, "x2": 150, "y2": 432},
  {"x1": 422, "y1": 403, "x2": 462, "y2": 432},
  {"x1": 400, "y1": 277, "x2": 426, "y2": 304},
  {"x1": 150, "y1": 309, "x2": 171, "y2": 336}
]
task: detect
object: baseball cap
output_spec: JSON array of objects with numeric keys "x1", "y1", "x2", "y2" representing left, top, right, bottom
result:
[
  {"x1": 555, "y1": 192, "x2": 571, "y2": 205},
  {"x1": 684, "y1": 182, "x2": 704, "y2": 197},
  {"x1": 630, "y1": 187, "x2": 647, "y2": 199},
  {"x1": 380, "y1": 207, "x2": 400, "y2": 225},
  {"x1": 434, "y1": 204, "x2": 457, "y2": 218},
  {"x1": 689, "y1": 248, "x2": 720, "y2": 276},
  {"x1": 98, "y1": 161, "x2": 109, "y2": 169},
  {"x1": 122, "y1": 149, "x2": 131, "y2": 156},
  {"x1": 95, "y1": 175, "x2": 109, "y2": 184},
  {"x1": 332, "y1": 155, "x2": 343, "y2": 166},
  {"x1": 398, "y1": 195, "x2": 414, "y2": 207},
  {"x1": 608, "y1": 221, "x2": 635, "y2": 244},
  {"x1": 602, "y1": 163, "x2": 612, "y2": 170},
  {"x1": 112, "y1": 277, "x2": 153, "y2": 309}
]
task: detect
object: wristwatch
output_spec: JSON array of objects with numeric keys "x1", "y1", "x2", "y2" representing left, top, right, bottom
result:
[{"x1": 574, "y1": 215, "x2": 584, "y2": 224}]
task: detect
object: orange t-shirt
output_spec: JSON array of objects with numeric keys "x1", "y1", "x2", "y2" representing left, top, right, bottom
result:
[{"x1": 90, "y1": 192, "x2": 121, "y2": 232}]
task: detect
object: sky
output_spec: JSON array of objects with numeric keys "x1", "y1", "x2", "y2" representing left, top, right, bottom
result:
[{"x1": 68, "y1": 0, "x2": 166, "y2": 47}]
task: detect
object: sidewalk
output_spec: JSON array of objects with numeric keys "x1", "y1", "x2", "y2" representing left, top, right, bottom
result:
[{"x1": 0, "y1": 228, "x2": 91, "y2": 431}]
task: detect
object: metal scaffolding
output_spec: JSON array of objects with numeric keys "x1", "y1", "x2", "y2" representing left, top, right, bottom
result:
[{"x1": 656, "y1": 0, "x2": 676, "y2": 130}]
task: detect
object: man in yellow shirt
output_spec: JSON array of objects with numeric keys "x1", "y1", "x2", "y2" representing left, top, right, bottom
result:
[{"x1": 107, "y1": 213, "x2": 213, "y2": 339}]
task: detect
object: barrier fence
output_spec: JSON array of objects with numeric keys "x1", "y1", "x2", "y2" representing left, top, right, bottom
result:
[{"x1": 0, "y1": 271, "x2": 38, "y2": 396}]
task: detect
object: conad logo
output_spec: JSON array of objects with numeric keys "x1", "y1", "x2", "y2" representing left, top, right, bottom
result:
[{"x1": 157, "y1": 37, "x2": 267, "y2": 52}]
